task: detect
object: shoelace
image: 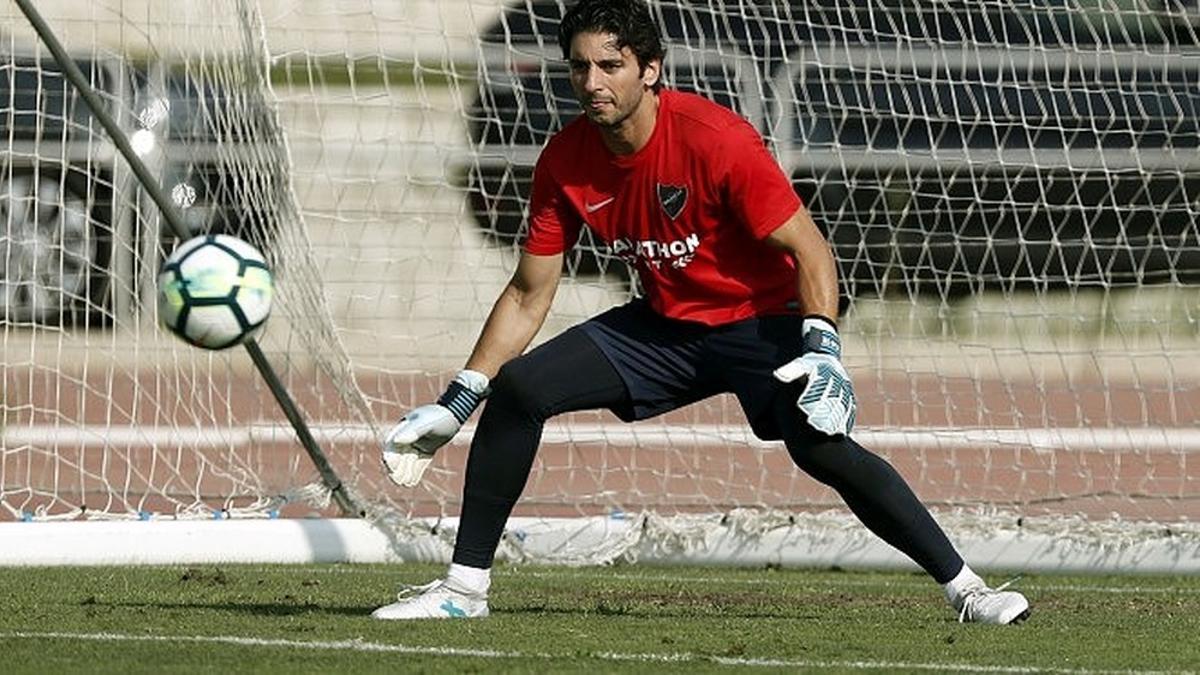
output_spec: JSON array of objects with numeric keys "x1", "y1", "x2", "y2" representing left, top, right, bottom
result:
[
  {"x1": 957, "y1": 575, "x2": 1023, "y2": 623},
  {"x1": 394, "y1": 579, "x2": 443, "y2": 602}
]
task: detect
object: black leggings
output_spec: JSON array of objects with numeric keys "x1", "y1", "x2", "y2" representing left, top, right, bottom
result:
[{"x1": 452, "y1": 329, "x2": 964, "y2": 583}]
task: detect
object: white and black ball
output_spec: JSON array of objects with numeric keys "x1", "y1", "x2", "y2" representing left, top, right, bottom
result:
[{"x1": 157, "y1": 234, "x2": 273, "y2": 350}]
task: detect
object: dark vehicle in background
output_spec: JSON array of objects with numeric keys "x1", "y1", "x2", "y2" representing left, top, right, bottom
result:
[
  {"x1": 463, "y1": 1, "x2": 1200, "y2": 298},
  {"x1": 1, "y1": 51, "x2": 275, "y2": 325},
  {"x1": 770, "y1": 6, "x2": 1200, "y2": 297}
]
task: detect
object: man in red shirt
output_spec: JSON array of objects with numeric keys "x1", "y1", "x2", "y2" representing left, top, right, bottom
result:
[{"x1": 374, "y1": 0, "x2": 1029, "y2": 624}]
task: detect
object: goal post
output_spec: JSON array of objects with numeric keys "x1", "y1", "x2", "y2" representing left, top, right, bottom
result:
[{"x1": 2, "y1": 0, "x2": 1199, "y2": 572}]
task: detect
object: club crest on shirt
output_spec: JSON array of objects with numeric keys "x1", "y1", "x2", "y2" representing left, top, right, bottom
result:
[{"x1": 656, "y1": 183, "x2": 688, "y2": 220}]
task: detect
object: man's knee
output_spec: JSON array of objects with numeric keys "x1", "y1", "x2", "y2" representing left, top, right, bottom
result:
[
  {"x1": 486, "y1": 329, "x2": 626, "y2": 421},
  {"x1": 789, "y1": 431, "x2": 881, "y2": 479},
  {"x1": 789, "y1": 434, "x2": 894, "y2": 488},
  {"x1": 489, "y1": 358, "x2": 550, "y2": 419}
]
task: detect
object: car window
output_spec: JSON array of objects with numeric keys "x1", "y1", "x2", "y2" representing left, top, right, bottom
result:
[
  {"x1": 481, "y1": 2, "x2": 1198, "y2": 50},
  {"x1": 0, "y1": 57, "x2": 116, "y2": 141},
  {"x1": 731, "y1": 1, "x2": 1197, "y2": 48},
  {"x1": 155, "y1": 70, "x2": 270, "y2": 145},
  {"x1": 789, "y1": 60, "x2": 1200, "y2": 154}
]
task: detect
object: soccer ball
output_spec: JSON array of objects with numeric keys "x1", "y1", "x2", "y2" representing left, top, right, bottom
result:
[{"x1": 157, "y1": 234, "x2": 273, "y2": 350}]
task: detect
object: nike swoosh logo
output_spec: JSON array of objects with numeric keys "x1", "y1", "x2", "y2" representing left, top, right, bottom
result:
[{"x1": 585, "y1": 196, "x2": 615, "y2": 213}]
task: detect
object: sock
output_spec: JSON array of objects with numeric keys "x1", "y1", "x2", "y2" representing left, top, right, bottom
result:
[
  {"x1": 942, "y1": 564, "x2": 986, "y2": 607},
  {"x1": 447, "y1": 562, "x2": 491, "y2": 595}
]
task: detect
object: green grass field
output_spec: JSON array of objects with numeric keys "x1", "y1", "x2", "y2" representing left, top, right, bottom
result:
[{"x1": 1, "y1": 563, "x2": 1197, "y2": 673}]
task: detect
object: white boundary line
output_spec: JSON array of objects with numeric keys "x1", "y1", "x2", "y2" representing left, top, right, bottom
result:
[
  {"x1": 4, "y1": 423, "x2": 1200, "y2": 452},
  {"x1": 0, "y1": 631, "x2": 1182, "y2": 674}
]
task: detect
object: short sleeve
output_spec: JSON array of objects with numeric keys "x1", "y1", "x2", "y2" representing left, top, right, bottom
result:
[
  {"x1": 524, "y1": 155, "x2": 584, "y2": 255},
  {"x1": 721, "y1": 118, "x2": 802, "y2": 239}
]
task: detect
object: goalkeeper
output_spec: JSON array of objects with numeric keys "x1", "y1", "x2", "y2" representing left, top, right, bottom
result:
[{"x1": 375, "y1": 0, "x2": 1029, "y2": 625}]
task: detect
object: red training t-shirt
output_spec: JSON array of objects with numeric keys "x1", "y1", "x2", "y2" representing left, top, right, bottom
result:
[{"x1": 525, "y1": 88, "x2": 802, "y2": 326}]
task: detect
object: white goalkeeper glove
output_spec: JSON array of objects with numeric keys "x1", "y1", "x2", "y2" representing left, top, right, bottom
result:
[
  {"x1": 772, "y1": 316, "x2": 857, "y2": 437},
  {"x1": 382, "y1": 369, "x2": 490, "y2": 487}
]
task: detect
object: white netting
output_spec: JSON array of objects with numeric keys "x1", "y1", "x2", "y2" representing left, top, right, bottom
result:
[{"x1": 2, "y1": 1, "x2": 1198, "y2": 564}]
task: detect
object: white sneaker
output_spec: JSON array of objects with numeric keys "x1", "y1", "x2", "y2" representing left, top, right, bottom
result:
[
  {"x1": 371, "y1": 579, "x2": 489, "y2": 620},
  {"x1": 955, "y1": 580, "x2": 1031, "y2": 624}
]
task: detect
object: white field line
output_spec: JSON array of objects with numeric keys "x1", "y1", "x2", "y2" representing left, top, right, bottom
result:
[
  {"x1": 4, "y1": 423, "x2": 1200, "y2": 453},
  {"x1": 0, "y1": 631, "x2": 1183, "y2": 674}
]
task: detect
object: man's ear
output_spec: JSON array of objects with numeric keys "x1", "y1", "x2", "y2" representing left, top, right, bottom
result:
[{"x1": 642, "y1": 58, "x2": 662, "y2": 88}]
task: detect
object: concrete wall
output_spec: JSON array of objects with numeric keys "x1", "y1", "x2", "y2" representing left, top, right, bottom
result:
[{"x1": 3, "y1": 1, "x2": 495, "y2": 57}]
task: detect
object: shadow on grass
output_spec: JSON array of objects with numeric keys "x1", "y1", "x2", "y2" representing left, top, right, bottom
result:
[
  {"x1": 84, "y1": 584, "x2": 929, "y2": 622},
  {"x1": 92, "y1": 600, "x2": 369, "y2": 618},
  {"x1": 90, "y1": 599, "x2": 818, "y2": 621},
  {"x1": 495, "y1": 603, "x2": 821, "y2": 621}
]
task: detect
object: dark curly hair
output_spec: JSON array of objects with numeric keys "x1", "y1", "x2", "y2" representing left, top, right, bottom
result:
[{"x1": 558, "y1": 0, "x2": 666, "y2": 90}]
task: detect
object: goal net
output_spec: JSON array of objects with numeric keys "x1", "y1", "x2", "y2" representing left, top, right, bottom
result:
[{"x1": 3, "y1": 0, "x2": 1198, "y2": 568}]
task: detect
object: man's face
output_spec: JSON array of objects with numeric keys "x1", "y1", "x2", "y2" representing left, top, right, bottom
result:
[{"x1": 568, "y1": 31, "x2": 659, "y2": 128}]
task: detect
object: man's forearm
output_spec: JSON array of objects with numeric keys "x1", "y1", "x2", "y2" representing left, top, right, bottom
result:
[
  {"x1": 794, "y1": 241, "x2": 839, "y2": 322},
  {"x1": 464, "y1": 281, "x2": 553, "y2": 378},
  {"x1": 765, "y1": 206, "x2": 840, "y2": 321}
]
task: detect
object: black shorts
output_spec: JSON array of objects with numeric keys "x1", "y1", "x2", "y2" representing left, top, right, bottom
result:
[{"x1": 577, "y1": 300, "x2": 806, "y2": 441}]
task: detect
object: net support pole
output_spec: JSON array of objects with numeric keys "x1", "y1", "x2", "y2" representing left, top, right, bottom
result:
[{"x1": 12, "y1": 0, "x2": 366, "y2": 519}]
